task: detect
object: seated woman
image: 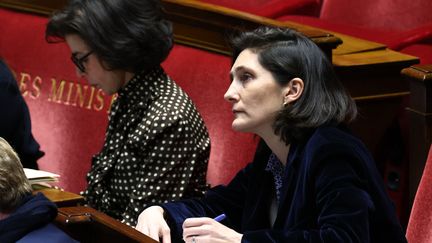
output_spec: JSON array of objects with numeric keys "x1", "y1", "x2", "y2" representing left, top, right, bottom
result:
[
  {"x1": 135, "y1": 26, "x2": 407, "y2": 242},
  {"x1": 0, "y1": 137, "x2": 76, "y2": 243},
  {"x1": 45, "y1": 0, "x2": 210, "y2": 226}
]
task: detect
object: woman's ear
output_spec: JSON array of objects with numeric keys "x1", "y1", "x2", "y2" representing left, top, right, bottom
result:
[{"x1": 283, "y1": 78, "x2": 304, "y2": 105}]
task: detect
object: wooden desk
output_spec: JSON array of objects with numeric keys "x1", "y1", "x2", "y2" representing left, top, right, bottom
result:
[
  {"x1": 56, "y1": 206, "x2": 157, "y2": 243},
  {"x1": 35, "y1": 186, "x2": 85, "y2": 207}
]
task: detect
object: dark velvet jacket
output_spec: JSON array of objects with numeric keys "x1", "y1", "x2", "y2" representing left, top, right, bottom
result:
[
  {"x1": 0, "y1": 60, "x2": 44, "y2": 169},
  {"x1": 163, "y1": 126, "x2": 407, "y2": 242},
  {"x1": 0, "y1": 193, "x2": 78, "y2": 243}
]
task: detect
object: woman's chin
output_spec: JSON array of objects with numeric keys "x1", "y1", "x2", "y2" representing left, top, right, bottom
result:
[{"x1": 231, "y1": 122, "x2": 249, "y2": 133}]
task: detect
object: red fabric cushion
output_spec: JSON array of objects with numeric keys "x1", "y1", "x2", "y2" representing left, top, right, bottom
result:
[
  {"x1": 278, "y1": 15, "x2": 401, "y2": 47},
  {"x1": 406, "y1": 144, "x2": 432, "y2": 242},
  {"x1": 278, "y1": 15, "x2": 432, "y2": 64},
  {"x1": 400, "y1": 43, "x2": 432, "y2": 64},
  {"x1": 319, "y1": 0, "x2": 432, "y2": 32}
]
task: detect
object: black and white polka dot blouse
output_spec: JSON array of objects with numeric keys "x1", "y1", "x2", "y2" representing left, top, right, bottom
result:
[{"x1": 82, "y1": 67, "x2": 210, "y2": 226}]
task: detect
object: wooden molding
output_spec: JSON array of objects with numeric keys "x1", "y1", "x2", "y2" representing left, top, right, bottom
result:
[
  {"x1": 0, "y1": 0, "x2": 341, "y2": 56},
  {"x1": 401, "y1": 64, "x2": 432, "y2": 205},
  {"x1": 56, "y1": 206, "x2": 158, "y2": 243}
]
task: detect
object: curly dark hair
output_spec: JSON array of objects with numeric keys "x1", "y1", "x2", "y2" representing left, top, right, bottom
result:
[
  {"x1": 45, "y1": 0, "x2": 173, "y2": 73},
  {"x1": 230, "y1": 26, "x2": 357, "y2": 144}
]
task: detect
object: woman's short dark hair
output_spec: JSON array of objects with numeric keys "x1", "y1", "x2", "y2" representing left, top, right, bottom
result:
[
  {"x1": 230, "y1": 26, "x2": 357, "y2": 144},
  {"x1": 46, "y1": 0, "x2": 173, "y2": 73}
]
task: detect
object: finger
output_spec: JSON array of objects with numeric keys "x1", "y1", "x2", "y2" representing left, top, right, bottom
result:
[
  {"x1": 135, "y1": 223, "x2": 149, "y2": 236},
  {"x1": 160, "y1": 224, "x2": 171, "y2": 242},
  {"x1": 183, "y1": 234, "x2": 193, "y2": 243},
  {"x1": 183, "y1": 225, "x2": 210, "y2": 240},
  {"x1": 161, "y1": 231, "x2": 171, "y2": 243},
  {"x1": 148, "y1": 226, "x2": 161, "y2": 242},
  {"x1": 183, "y1": 217, "x2": 213, "y2": 228}
]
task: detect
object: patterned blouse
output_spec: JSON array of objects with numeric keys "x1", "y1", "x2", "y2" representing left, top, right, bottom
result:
[{"x1": 82, "y1": 67, "x2": 210, "y2": 226}]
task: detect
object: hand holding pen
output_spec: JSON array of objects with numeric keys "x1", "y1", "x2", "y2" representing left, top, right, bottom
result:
[{"x1": 183, "y1": 213, "x2": 242, "y2": 243}]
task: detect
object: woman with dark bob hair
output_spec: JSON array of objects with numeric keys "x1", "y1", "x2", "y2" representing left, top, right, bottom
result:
[
  {"x1": 136, "y1": 26, "x2": 406, "y2": 242},
  {"x1": 45, "y1": 0, "x2": 210, "y2": 226}
]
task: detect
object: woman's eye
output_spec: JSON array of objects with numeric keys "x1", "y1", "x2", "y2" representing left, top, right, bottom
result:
[
  {"x1": 240, "y1": 73, "x2": 253, "y2": 82},
  {"x1": 81, "y1": 57, "x2": 90, "y2": 63}
]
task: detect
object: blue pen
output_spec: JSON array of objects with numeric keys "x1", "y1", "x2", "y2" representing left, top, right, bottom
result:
[{"x1": 213, "y1": 213, "x2": 226, "y2": 222}]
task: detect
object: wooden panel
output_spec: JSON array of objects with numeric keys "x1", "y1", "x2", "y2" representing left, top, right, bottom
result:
[
  {"x1": 56, "y1": 206, "x2": 157, "y2": 243},
  {"x1": 35, "y1": 187, "x2": 85, "y2": 207},
  {"x1": 0, "y1": 0, "x2": 342, "y2": 57},
  {"x1": 401, "y1": 65, "x2": 432, "y2": 205},
  {"x1": 0, "y1": 0, "x2": 66, "y2": 15},
  {"x1": 162, "y1": 0, "x2": 341, "y2": 56}
]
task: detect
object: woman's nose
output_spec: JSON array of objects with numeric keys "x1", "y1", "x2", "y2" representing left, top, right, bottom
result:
[{"x1": 224, "y1": 82, "x2": 239, "y2": 103}]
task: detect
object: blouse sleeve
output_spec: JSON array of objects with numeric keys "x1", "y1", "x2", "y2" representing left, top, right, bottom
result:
[{"x1": 121, "y1": 110, "x2": 210, "y2": 226}]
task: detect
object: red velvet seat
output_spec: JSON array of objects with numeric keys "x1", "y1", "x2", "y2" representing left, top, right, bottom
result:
[
  {"x1": 278, "y1": 0, "x2": 432, "y2": 64},
  {"x1": 406, "y1": 144, "x2": 432, "y2": 242},
  {"x1": 0, "y1": 7, "x2": 258, "y2": 193},
  {"x1": 197, "y1": 0, "x2": 322, "y2": 19}
]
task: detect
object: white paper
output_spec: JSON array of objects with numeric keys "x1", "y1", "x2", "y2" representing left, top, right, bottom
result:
[{"x1": 24, "y1": 168, "x2": 60, "y2": 183}]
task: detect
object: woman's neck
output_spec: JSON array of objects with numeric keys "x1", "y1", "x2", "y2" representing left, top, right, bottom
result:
[{"x1": 261, "y1": 134, "x2": 290, "y2": 165}]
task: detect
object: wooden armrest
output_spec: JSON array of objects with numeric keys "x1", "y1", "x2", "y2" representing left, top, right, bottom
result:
[
  {"x1": 401, "y1": 64, "x2": 432, "y2": 205},
  {"x1": 55, "y1": 206, "x2": 157, "y2": 243},
  {"x1": 56, "y1": 207, "x2": 92, "y2": 224},
  {"x1": 35, "y1": 187, "x2": 85, "y2": 207}
]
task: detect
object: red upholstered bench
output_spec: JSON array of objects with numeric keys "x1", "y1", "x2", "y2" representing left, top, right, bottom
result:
[
  {"x1": 277, "y1": 0, "x2": 432, "y2": 64},
  {"x1": 0, "y1": 7, "x2": 258, "y2": 193}
]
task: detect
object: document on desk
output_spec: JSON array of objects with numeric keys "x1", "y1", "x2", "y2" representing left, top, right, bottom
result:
[{"x1": 24, "y1": 168, "x2": 60, "y2": 184}]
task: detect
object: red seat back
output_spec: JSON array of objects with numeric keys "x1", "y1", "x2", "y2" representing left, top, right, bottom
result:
[
  {"x1": 406, "y1": 144, "x2": 432, "y2": 242},
  {"x1": 320, "y1": 0, "x2": 432, "y2": 32}
]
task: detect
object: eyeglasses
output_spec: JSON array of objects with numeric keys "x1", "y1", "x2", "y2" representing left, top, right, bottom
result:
[{"x1": 71, "y1": 50, "x2": 93, "y2": 73}]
